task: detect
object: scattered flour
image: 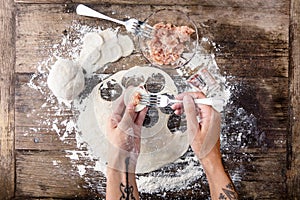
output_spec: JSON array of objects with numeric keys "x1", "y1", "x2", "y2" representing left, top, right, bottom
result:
[{"x1": 27, "y1": 20, "x2": 261, "y2": 195}]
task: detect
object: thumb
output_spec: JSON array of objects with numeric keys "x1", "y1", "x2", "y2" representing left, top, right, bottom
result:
[
  {"x1": 118, "y1": 103, "x2": 137, "y2": 136},
  {"x1": 183, "y1": 95, "x2": 199, "y2": 135}
]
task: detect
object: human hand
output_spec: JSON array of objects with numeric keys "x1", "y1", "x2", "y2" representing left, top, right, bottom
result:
[
  {"x1": 171, "y1": 92, "x2": 221, "y2": 162},
  {"x1": 106, "y1": 95, "x2": 148, "y2": 172},
  {"x1": 172, "y1": 92, "x2": 238, "y2": 200}
]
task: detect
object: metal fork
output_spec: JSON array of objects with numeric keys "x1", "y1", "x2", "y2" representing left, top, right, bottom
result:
[
  {"x1": 76, "y1": 4, "x2": 153, "y2": 38},
  {"x1": 140, "y1": 94, "x2": 225, "y2": 108}
]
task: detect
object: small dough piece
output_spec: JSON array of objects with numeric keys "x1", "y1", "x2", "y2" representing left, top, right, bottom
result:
[
  {"x1": 82, "y1": 32, "x2": 104, "y2": 50},
  {"x1": 99, "y1": 29, "x2": 118, "y2": 42},
  {"x1": 78, "y1": 30, "x2": 135, "y2": 75},
  {"x1": 47, "y1": 58, "x2": 85, "y2": 101},
  {"x1": 123, "y1": 86, "x2": 147, "y2": 112},
  {"x1": 96, "y1": 29, "x2": 123, "y2": 69},
  {"x1": 79, "y1": 32, "x2": 103, "y2": 75},
  {"x1": 96, "y1": 42, "x2": 123, "y2": 67},
  {"x1": 118, "y1": 34, "x2": 135, "y2": 57},
  {"x1": 80, "y1": 48, "x2": 101, "y2": 75}
]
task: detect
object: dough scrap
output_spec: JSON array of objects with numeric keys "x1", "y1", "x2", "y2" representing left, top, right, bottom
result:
[
  {"x1": 47, "y1": 58, "x2": 85, "y2": 101},
  {"x1": 118, "y1": 34, "x2": 135, "y2": 57}
]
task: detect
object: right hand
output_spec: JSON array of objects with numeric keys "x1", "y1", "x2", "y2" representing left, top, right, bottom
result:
[{"x1": 171, "y1": 92, "x2": 222, "y2": 163}]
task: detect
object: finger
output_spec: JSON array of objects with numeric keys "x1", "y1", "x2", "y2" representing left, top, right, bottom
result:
[
  {"x1": 174, "y1": 109, "x2": 183, "y2": 115},
  {"x1": 183, "y1": 95, "x2": 199, "y2": 132},
  {"x1": 171, "y1": 105, "x2": 183, "y2": 115},
  {"x1": 109, "y1": 114, "x2": 122, "y2": 129},
  {"x1": 171, "y1": 102, "x2": 183, "y2": 111},
  {"x1": 112, "y1": 94, "x2": 126, "y2": 117},
  {"x1": 135, "y1": 107, "x2": 148, "y2": 127},
  {"x1": 121, "y1": 102, "x2": 137, "y2": 123}
]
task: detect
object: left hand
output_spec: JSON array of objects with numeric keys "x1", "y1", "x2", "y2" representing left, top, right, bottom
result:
[{"x1": 106, "y1": 96, "x2": 148, "y2": 172}]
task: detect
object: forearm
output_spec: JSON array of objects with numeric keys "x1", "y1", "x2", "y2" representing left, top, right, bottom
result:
[
  {"x1": 201, "y1": 156, "x2": 238, "y2": 200},
  {"x1": 106, "y1": 166, "x2": 139, "y2": 200}
]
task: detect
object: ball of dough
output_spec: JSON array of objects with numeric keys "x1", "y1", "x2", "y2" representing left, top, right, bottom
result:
[{"x1": 47, "y1": 58, "x2": 85, "y2": 101}]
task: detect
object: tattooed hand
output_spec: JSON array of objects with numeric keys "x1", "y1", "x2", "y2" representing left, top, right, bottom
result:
[
  {"x1": 172, "y1": 92, "x2": 238, "y2": 200},
  {"x1": 106, "y1": 96, "x2": 146, "y2": 200},
  {"x1": 106, "y1": 96, "x2": 147, "y2": 172}
]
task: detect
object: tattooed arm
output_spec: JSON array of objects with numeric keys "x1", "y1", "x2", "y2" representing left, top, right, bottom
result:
[
  {"x1": 106, "y1": 157, "x2": 139, "y2": 200},
  {"x1": 200, "y1": 143, "x2": 238, "y2": 200},
  {"x1": 105, "y1": 98, "x2": 147, "y2": 200},
  {"x1": 172, "y1": 92, "x2": 238, "y2": 199}
]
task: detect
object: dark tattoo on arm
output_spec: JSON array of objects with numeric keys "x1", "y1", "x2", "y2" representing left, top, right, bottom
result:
[
  {"x1": 218, "y1": 183, "x2": 238, "y2": 200},
  {"x1": 120, "y1": 157, "x2": 136, "y2": 200}
]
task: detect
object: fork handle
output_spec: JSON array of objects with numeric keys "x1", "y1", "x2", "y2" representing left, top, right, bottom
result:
[
  {"x1": 76, "y1": 4, "x2": 125, "y2": 26},
  {"x1": 194, "y1": 98, "x2": 224, "y2": 106},
  {"x1": 171, "y1": 98, "x2": 223, "y2": 106}
]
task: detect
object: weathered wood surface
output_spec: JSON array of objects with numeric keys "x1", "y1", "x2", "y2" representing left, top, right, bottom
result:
[
  {"x1": 13, "y1": 0, "x2": 288, "y2": 10},
  {"x1": 6, "y1": 0, "x2": 298, "y2": 199},
  {"x1": 0, "y1": 0, "x2": 15, "y2": 199},
  {"x1": 15, "y1": 3, "x2": 288, "y2": 74},
  {"x1": 287, "y1": 0, "x2": 300, "y2": 198}
]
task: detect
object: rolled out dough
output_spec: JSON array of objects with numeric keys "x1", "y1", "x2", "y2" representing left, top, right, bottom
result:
[{"x1": 77, "y1": 66, "x2": 189, "y2": 173}]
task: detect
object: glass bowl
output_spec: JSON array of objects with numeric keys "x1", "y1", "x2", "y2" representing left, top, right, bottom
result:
[{"x1": 139, "y1": 9, "x2": 198, "y2": 69}]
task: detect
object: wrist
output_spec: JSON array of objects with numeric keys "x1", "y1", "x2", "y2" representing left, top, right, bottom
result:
[
  {"x1": 199, "y1": 151, "x2": 224, "y2": 175},
  {"x1": 201, "y1": 157, "x2": 223, "y2": 174},
  {"x1": 107, "y1": 153, "x2": 138, "y2": 173},
  {"x1": 107, "y1": 143, "x2": 138, "y2": 173}
]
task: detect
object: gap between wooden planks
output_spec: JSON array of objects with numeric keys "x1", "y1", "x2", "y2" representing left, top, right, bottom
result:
[
  {"x1": 287, "y1": 0, "x2": 300, "y2": 198},
  {"x1": 0, "y1": 0, "x2": 15, "y2": 199}
]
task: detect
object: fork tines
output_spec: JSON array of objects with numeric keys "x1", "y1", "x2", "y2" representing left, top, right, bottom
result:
[
  {"x1": 139, "y1": 94, "x2": 159, "y2": 106},
  {"x1": 136, "y1": 21, "x2": 154, "y2": 38}
]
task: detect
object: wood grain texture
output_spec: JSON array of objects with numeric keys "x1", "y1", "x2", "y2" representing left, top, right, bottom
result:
[
  {"x1": 0, "y1": 0, "x2": 16, "y2": 199},
  {"x1": 287, "y1": 0, "x2": 300, "y2": 198},
  {"x1": 15, "y1": 150, "x2": 105, "y2": 198},
  {"x1": 13, "y1": 0, "x2": 288, "y2": 9},
  {"x1": 15, "y1": 3, "x2": 289, "y2": 73},
  {"x1": 12, "y1": 1, "x2": 293, "y2": 199}
]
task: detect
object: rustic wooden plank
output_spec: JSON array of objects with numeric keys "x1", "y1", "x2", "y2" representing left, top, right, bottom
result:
[
  {"x1": 15, "y1": 150, "x2": 287, "y2": 199},
  {"x1": 15, "y1": 73, "x2": 78, "y2": 150},
  {"x1": 14, "y1": 69, "x2": 289, "y2": 199},
  {"x1": 225, "y1": 152, "x2": 287, "y2": 199},
  {"x1": 287, "y1": 0, "x2": 300, "y2": 198},
  {"x1": 15, "y1": 3, "x2": 289, "y2": 73},
  {"x1": 13, "y1": 0, "x2": 288, "y2": 10},
  {"x1": 217, "y1": 57, "x2": 288, "y2": 78},
  {"x1": 13, "y1": 1, "x2": 291, "y2": 199},
  {"x1": 0, "y1": 0, "x2": 15, "y2": 199},
  {"x1": 15, "y1": 150, "x2": 104, "y2": 198}
]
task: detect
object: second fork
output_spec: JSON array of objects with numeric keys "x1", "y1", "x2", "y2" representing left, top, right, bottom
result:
[{"x1": 76, "y1": 4, "x2": 153, "y2": 37}]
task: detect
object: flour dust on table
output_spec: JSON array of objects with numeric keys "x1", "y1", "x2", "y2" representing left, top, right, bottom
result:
[{"x1": 27, "y1": 20, "x2": 260, "y2": 195}]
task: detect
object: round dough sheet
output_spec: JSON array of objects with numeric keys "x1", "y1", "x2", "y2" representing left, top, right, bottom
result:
[{"x1": 79, "y1": 66, "x2": 189, "y2": 173}]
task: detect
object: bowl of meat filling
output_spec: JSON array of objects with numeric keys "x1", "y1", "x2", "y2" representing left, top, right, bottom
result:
[{"x1": 139, "y1": 9, "x2": 198, "y2": 68}]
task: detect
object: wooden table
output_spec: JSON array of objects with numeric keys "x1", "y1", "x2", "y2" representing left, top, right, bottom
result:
[{"x1": 1, "y1": 0, "x2": 300, "y2": 199}]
